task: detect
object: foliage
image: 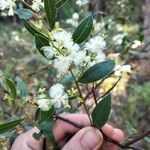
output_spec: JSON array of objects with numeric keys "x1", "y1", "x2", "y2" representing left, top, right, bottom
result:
[{"x1": 0, "y1": 0, "x2": 149, "y2": 149}]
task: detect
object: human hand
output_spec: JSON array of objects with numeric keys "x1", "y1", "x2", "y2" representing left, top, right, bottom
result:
[{"x1": 11, "y1": 114, "x2": 124, "y2": 150}]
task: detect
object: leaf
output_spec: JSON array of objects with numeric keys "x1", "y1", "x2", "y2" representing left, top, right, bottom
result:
[
  {"x1": 38, "y1": 106, "x2": 55, "y2": 123},
  {"x1": 38, "y1": 119, "x2": 57, "y2": 146},
  {"x1": 0, "y1": 76, "x2": 17, "y2": 99},
  {"x1": 56, "y1": 0, "x2": 68, "y2": 8},
  {"x1": 73, "y1": 15, "x2": 93, "y2": 44},
  {"x1": 79, "y1": 60, "x2": 115, "y2": 83},
  {"x1": 22, "y1": 20, "x2": 48, "y2": 39},
  {"x1": 92, "y1": 94, "x2": 111, "y2": 128},
  {"x1": 35, "y1": 34, "x2": 50, "y2": 56},
  {"x1": 16, "y1": 8, "x2": 33, "y2": 19},
  {"x1": 15, "y1": 77, "x2": 28, "y2": 99},
  {"x1": 44, "y1": 0, "x2": 56, "y2": 29},
  {"x1": 0, "y1": 119, "x2": 23, "y2": 134}
]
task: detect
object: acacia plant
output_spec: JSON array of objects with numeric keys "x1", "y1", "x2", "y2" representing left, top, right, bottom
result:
[{"x1": 0, "y1": 0, "x2": 149, "y2": 149}]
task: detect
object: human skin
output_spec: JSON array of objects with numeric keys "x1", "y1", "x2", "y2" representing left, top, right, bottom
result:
[{"x1": 11, "y1": 114, "x2": 124, "y2": 150}]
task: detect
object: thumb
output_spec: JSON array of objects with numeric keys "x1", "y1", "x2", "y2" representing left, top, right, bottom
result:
[{"x1": 62, "y1": 127, "x2": 103, "y2": 150}]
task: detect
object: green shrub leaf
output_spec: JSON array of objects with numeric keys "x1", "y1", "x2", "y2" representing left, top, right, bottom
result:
[
  {"x1": 73, "y1": 15, "x2": 93, "y2": 44},
  {"x1": 15, "y1": 77, "x2": 28, "y2": 99},
  {"x1": 0, "y1": 76, "x2": 17, "y2": 99},
  {"x1": 79, "y1": 60, "x2": 115, "y2": 83},
  {"x1": 44, "y1": 0, "x2": 56, "y2": 29},
  {"x1": 38, "y1": 106, "x2": 55, "y2": 123},
  {"x1": 92, "y1": 94, "x2": 111, "y2": 128},
  {"x1": 22, "y1": 20, "x2": 48, "y2": 39},
  {"x1": 38, "y1": 119, "x2": 57, "y2": 146},
  {"x1": 35, "y1": 34, "x2": 50, "y2": 56},
  {"x1": 0, "y1": 119, "x2": 23, "y2": 134}
]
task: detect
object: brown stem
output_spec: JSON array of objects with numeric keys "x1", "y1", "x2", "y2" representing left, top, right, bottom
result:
[{"x1": 123, "y1": 129, "x2": 150, "y2": 147}]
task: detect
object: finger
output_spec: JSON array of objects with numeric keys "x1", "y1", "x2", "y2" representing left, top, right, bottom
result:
[
  {"x1": 25, "y1": 127, "x2": 44, "y2": 150},
  {"x1": 103, "y1": 128, "x2": 124, "y2": 150},
  {"x1": 53, "y1": 114, "x2": 90, "y2": 143},
  {"x1": 11, "y1": 127, "x2": 44, "y2": 150},
  {"x1": 62, "y1": 127, "x2": 103, "y2": 150}
]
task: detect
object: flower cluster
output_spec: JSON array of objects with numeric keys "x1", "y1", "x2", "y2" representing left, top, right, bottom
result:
[
  {"x1": 43, "y1": 29, "x2": 106, "y2": 76},
  {"x1": 31, "y1": 0, "x2": 44, "y2": 11},
  {"x1": 36, "y1": 83, "x2": 69, "y2": 111},
  {"x1": 0, "y1": 0, "x2": 16, "y2": 16}
]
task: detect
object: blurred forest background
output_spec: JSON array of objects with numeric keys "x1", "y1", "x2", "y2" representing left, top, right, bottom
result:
[{"x1": 0, "y1": 0, "x2": 150, "y2": 149}]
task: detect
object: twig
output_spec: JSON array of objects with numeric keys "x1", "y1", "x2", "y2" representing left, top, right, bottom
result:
[
  {"x1": 69, "y1": 69, "x2": 93, "y2": 125},
  {"x1": 123, "y1": 130, "x2": 150, "y2": 147},
  {"x1": 84, "y1": 71, "x2": 115, "y2": 100},
  {"x1": 88, "y1": 77, "x2": 121, "y2": 110}
]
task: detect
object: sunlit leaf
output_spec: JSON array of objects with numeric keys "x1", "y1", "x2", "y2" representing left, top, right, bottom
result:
[
  {"x1": 92, "y1": 94, "x2": 111, "y2": 128},
  {"x1": 0, "y1": 76, "x2": 17, "y2": 99},
  {"x1": 73, "y1": 15, "x2": 93, "y2": 44},
  {"x1": 79, "y1": 60, "x2": 115, "y2": 83}
]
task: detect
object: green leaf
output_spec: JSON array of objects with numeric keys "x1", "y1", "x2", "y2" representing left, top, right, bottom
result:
[
  {"x1": 16, "y1": 8, "x2": 33, "y2": 19},
  {"x1": 15, "y1": 77, "x2": 28, "y2": 99},
  {"x1": 38, "y1": 106, "x2": 55, "y2": 123},
  {"x1": 22, "y1": 20, "x2": 48, "y2": 39},
  {"x1": 44, "y1": 0, "x2": 56, "y2": 29},
  {"x1": 79, "y1": 60, "x2": 115, "y2": 83},
  {"x1": 38, "y1": 119, "x2": 57, "y2": 146},
  {"x1": 56, "y1": 0, "x2": 68, "y2": 8},
  {"x1": 0, "y1": 119, "x2": 23, "y2": 134},
  {"x1": 0, "y1": 76, "x2": 17, "y2": 99},
  {"x1": 73, "y1": 15, "x2": 93, "y2": 44},
  {"x1": 92, "y1": 94, "x2": 111, "y2": 128},
  {"x1": 35, "y1": 34, "x2": 50, "y2": 56}
]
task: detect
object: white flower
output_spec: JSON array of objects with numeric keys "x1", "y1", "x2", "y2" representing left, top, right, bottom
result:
[
  {"x1": 70, "y1": 50, "x2": 86, "y2": 66},
  {"x1": 42, "y1": 46, "x2": 55, "y2": 59},
  {"x1": 72, "y1": 12, "x2": 79, "y2": 20},
  {"x1": 95, "y1": 52, "x2": 106, "y2": 62},
  {"x1": 54, "y1": 56, "x2": 72, "y2": 75},
  {"x1": 52, "y1": 30, "x2": 72, "y2": 48},
  {"x1": 85, "y1": 36, "x2": 106, "y2": 53},
  {"x1": 49, "y1": 83, "x2": 68, "y2": 108},
  {"x1": 36, "y1": 94, "x2": 51, "y2": 111},
  {"x1": 112, "y1": 34, "x2": 125, "y2": 45},
  {"x1": 0, "y1": 0, "x2": 16, "y2": 16},
  {"x1": 32, "y1": 0, "x2": 44, "y2": 11},
  {"x1": 114, "y1": 65, "x2": 132, "y2": 76},
  {"x1": 131, "y1": 40, "x2": 142, "y2": 49}
]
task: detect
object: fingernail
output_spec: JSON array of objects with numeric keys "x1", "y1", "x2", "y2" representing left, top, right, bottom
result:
[{"x1": 81, "y1": 129, "x2": 103, "y2": 150}]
